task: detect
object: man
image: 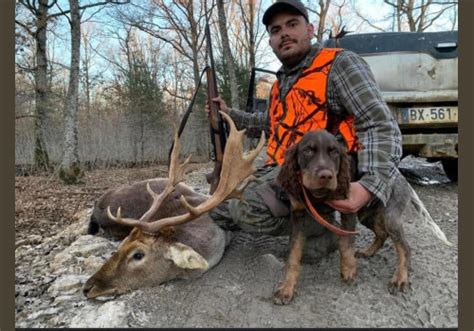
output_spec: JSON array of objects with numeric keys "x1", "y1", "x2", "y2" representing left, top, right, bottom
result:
[{"x1": 206, "y1": 0, "x2": 402, "y2": 260}]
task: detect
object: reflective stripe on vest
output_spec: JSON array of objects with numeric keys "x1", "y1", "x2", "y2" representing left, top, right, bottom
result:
[{"x1": 266, "y1": 48, "x2": 360, "y2": 166}]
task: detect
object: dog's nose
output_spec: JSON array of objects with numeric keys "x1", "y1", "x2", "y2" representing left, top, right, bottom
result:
[{"x1": 317, "y1": 169, "x2": 333, "y2": 182}]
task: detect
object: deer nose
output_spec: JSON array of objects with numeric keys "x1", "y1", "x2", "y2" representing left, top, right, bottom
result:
[{"x1": 83, "y1": 282, "x2": 93, "y2": 297}]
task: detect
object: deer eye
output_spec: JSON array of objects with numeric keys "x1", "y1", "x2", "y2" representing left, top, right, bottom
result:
[{"x1": 132, "y1": 251, "x2": 145, "y2": 261}]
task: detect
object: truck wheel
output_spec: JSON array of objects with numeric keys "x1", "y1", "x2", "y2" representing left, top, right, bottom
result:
[{"x1": 441, "y1": 159, "x2": 458, "y2": 182}]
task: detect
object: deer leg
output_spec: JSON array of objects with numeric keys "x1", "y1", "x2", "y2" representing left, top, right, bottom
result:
[
  {"x1": 338, "y1": 214, "x2": 357, "y2": 283},
  {"x1": 273, "y1": 215, "x2": 305, "y2": 305}
]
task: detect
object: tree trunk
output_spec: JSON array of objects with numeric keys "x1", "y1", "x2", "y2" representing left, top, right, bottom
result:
[
  {"x1": 59, "y1": 0, "x2": 83, "y2": 184},
  {"x1": 417, "y1": 0, "x2": 430, "y2": 32},
  {"x1": 216, "y1": 0, "x2": 239, "y2": 110},
  {"x1": 248, "y1": 0, "x2": 256, "y2": 71},
  {"x1": 33, "y1": 0, "x2": 50, "y2": 171},
  {"x1": 406, "y1": 0, "x2": 417, "y2": 31},
  {"x1": 316, "y1": 0, "x2": 331, "y2": 43},
  {"x1": 140, "y1": 108, "x2": 145, "y2": 164},
  {"x1": 82, "y1": 30, "x2": 92, "y2": 118},
  {"x1": 396, "y1": 0, "x2": 402, "y2": 31},
  {"x1": 183, "y1": 0, "x2": 210, "y2": 163}
]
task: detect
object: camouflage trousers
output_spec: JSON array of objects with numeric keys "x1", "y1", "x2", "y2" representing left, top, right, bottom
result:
[{"x1": 209, "y1": 165, "x2": 338, "y2": 260}]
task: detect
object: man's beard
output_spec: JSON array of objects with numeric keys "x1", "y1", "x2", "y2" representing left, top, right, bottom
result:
[{"x1": 276, "y1": 40, "x2": 311, "y2": 68}]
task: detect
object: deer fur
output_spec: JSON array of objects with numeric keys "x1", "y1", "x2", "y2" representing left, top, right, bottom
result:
[{"x1": 83, "y1": 179, "x2": 229, "y2": 299}]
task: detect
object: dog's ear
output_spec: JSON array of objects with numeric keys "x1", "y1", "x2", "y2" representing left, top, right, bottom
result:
[
  {"x1": 277, "y1": 143, "x2": 302, "y2": 198},
  {"x1": 331, "y1": 144, "x2": 351, "y2": 200}
]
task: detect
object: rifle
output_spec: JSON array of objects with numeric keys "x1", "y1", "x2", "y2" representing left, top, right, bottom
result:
[
  {"x1": 203, "y1": 10, "x2": 228, "y2": 195},
  {"x1": 169, "y1": 9, "x2": 229, "y2": 194}
]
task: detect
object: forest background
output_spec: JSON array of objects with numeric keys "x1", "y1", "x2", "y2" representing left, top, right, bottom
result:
[{"x1": 15, "y1": 0, "x2": 458, "y2": 184}]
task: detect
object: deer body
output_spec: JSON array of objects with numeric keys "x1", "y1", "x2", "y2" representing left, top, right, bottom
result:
[
  {"x1": 83, "y1": 112, "x2": 266, "y2": 299},
  {"x1": 88, "y1": 179, "x2": 214, "y2": 240},
  {"x1": 84, "y1": 179, "x2": 228, "y2": 299}
]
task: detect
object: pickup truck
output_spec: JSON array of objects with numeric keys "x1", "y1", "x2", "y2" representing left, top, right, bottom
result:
[{"x1": 324, "y1": 31, "x2": 458, "y2": 181}]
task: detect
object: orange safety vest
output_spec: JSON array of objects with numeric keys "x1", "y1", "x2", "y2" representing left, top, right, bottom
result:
[{"x1": 266, "y1": 48, "x2": 360, "y2": 166}]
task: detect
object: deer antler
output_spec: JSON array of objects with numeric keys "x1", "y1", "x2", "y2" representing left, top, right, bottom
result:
[
  {"x1": 106, "y1": 128, "x2": 191, "y2": 225},
  {"x1": 107, "y1": 111, "x2": 266, "y2": 234}
]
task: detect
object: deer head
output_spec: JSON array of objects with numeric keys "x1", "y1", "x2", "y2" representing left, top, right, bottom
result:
[{"x1": 83, "y1": 112, "x2": 265, "y2": 299}]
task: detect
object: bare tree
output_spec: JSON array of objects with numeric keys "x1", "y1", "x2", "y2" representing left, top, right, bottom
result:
[
  {"x1": 384, "y1": 0, "x2": 458, "y2": 32},
  {"x1": 16, "y1": 0, "x2": 55, "y2": 171},
  {"x1": 306, "y1": 0, "x2": 332, "y2": 42},
  {"x1": 15, "y1": 0, "x2": 130, "y2": 174},
  {"x1": 193, "y1": 0, "x2": 279, "y2": 117},
  {"x1": 59, "y1": 0, "x2": 83, "y2": 183},
  {"x1": 216, "y1": 0, "x2": 239, "y2": 110},
  {"x1": 352, "y1": 0, "x2": 387, "y2": 32},
  {"x1": 349, "y1": 0, "x2": 457, "y2": 33},
  {"x1": 396, "y1": 0, "x2": 402, "y2": 31},
  {"x1": 118, "y1": 1, "x2": 206, "y2": 86},
  {"x1": 161, "y1": 49, "x2": 189, "y2": 118},
  {"x1": 450, "y1": 3, "x2": 457, "y2": 30},
  {"x1": 233, "y1": 0, "x2": 261, "y2": 71},
  {"x1": 80, "y1": 23, "x2": 103, "y2": 117},
  {"x1": 115, "y1": 1, "x2": 212, "y2": 162},
  {"x1": 56, "y1": 0, "x2": 130, "y2": 183},
  {"x1": 329, "y1": 0, "x2": 349, "y2": 36}
]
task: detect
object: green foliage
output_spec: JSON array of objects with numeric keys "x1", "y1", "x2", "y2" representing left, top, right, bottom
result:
[
  {"x1": 122, "y1": 54, "x2": 165, "y2": 125},
  {"x1": 112, "y1": 51, "x2": 168, "y2": 164},
  {"x1": 214, "y1": 58, "x2": 250, "y2": 110}
]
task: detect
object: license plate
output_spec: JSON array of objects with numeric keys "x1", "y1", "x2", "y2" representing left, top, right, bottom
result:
[{"x1": 399, "y1": 106, "x2": 458, "y2": 124}]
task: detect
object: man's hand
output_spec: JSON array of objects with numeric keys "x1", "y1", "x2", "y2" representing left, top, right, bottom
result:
[
  {"x1": 326, "y1": 182, "x2": 373, "y2": 213},
  {"x1": 205, "y1": 96, "x2": 229, "y2": 115}
]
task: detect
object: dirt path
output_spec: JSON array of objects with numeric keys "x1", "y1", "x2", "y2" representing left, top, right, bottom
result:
[
  {"x1": 121, "y1": 182, "x2": 457, "y2": 328},
  {"x1": 15, "y1": 158, "x2": 458, "y2": 328}
]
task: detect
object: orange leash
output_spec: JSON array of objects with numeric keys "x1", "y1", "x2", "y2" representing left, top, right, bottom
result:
[{"x1": 302, "y1": 186, "x2": 359, "y2": 237}]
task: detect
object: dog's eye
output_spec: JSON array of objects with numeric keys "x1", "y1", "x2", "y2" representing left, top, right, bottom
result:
[
  {"x1": 329, "y1": 147, "x2": 340, "y2": 155},
  {"x1": 302, "y1": 149, "x2": 313, "y2": 157}
]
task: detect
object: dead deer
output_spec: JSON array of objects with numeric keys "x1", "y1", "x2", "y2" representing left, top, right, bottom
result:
[{"x1": 83, "y1": 112, "x2": 265, "y2": 299}]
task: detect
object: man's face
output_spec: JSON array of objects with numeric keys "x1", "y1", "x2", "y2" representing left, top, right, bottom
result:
[{"x1": 267, "y1": 12, "x2": 314, "y2": 67}]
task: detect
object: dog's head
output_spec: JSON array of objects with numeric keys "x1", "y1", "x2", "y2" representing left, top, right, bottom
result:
[{"x1": 277, "y1": 130, "x2": 351, "y2": 201}]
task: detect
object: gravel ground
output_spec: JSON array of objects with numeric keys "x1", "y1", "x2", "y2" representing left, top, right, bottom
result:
[{"x1": 15, "y1": 156, "x2": 458, "y2": 328}]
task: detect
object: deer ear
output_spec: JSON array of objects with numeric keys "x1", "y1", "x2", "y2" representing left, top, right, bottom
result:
[{"x1": 164, "y1": 242, "x2": 209, "y2": 270}]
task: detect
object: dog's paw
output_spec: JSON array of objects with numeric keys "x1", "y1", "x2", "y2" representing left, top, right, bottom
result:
[
  {"x1": 340, "y1": 253, "x2": 357, "y2": 283},
  {"x1": 388, "y1": 274, "x2": 410, "y2": 294},
  {"x1": 273, "y1": 284, "x2": 295, "y2": 305},
  {"x1": 355, "y1": 248, "x2": 375, "y2": 258},
  {"x1": 388, "y1": 280, "x2": 410, "y2": 294},
  {"x1": 388, "y1": 268, "x2": 410, "y2": 294},
  {"x1": 340, "y1": 266, "x2": 357, "y2": 283}
]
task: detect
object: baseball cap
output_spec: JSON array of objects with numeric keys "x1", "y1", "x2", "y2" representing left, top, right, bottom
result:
[{"x1": 262, "y1": 0, "x2": 309, "y2": 27}]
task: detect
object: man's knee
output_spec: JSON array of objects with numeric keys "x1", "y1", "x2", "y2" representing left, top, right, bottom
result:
[
  {"x1": 209, "y1": 165, "x2": 292, "y2": 235},
  {"x1": 209, "y1": 196, "x2": 290, "y2": 236}
]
